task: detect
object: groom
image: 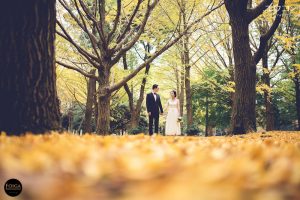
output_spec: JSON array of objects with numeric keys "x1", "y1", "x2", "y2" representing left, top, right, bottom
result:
[{"x1": 146, "y1": 84, "x2": 163, "y2": 136}]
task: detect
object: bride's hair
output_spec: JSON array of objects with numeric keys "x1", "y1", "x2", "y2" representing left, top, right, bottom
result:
[{"x1": 172, "y1": 90, "x2": 177, "y2": 97}]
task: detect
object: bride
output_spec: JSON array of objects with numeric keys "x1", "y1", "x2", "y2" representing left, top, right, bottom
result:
[{"x1": 165, "y1": 90, "x2": 181, "y2": 136}]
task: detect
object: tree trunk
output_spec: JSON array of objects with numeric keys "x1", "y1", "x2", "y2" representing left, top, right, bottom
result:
[
  {"x1": 130, "y1": 110, "x2": 139, "y2": 128},
  {"x1": 175, "y1": 66, "x2": 180, "y2": 98},
  {"x1": 184, "y1": 39, "x2": 193, "y2": 127},
  {"x1": 179, "y1": 52, "x2": 185, "y2": 116},
  {"x1": 123, "y1": 45, "x2": 151, "y2": 130},
  {"x1": 293, "y1": 65, "x2": 300, "y2": 130},
  {"x1": 182, "y1": 7, "x2": 193, "y2": 127},
  {"x1": 229, "y1": 21, "x2": 257, "y2": 134},
  {"x1": 205, "y1": 96, "x2": 209, "y2": 137},
  {"x1": 0, "y1": 0, "x2": 61, "y2": 135},
  {"x1": 295, "y1": 78, "x2": 300, "y2": 130},
  {"x1": 96, "y1": 68, "x2": 111, "y2": 135},
  {"x1": 94, "y1": 87, "x2": 98, "y2": 128},
  {"x1": 132, "y1": 62, "x2": 151, "y2": 128},
  {"x1": 82, "y1": 69, "x2": 96, "y2": 133},
  {"x1": 124, "y1": 82, "x2": 136, "y2": 129},
  {"x1": 228, "y1": 56, "x2": 235, "y2": 106},
  {"x1": 262, "y1": 47, "x2": 275, "y2": 131}
]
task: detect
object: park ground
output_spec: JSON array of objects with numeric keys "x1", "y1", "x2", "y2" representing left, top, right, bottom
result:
[{"x1": 0, "y1": 131, "x2": 299, "y2": 200}]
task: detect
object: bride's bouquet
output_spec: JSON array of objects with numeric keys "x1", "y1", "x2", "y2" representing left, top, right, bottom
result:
[{"x1": 177, "y1": 117, "x2": 182, "y2": 123}]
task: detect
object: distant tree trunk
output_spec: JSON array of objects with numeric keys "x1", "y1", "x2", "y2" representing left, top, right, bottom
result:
[
  {"x1": 0, "y1": 0, "x2": 61, "y2": 135},
  {"x1": 94, "y1": 87, "x2": 98, "y2": 128},
  {"x1": 123, "y1": 43, "x2": 151, "y2": 129},
  {"x1": 185, "y1": 63, "x2": 193, "y2": 126},
  {"x1": 205, "y1": 96, "x2": 209, "y2": 137},
  {"x1": 82, "y1": 69, "x2": 96, "y2": 133},
  {"x1": 293, "y1": 58, "x2": 300, "y2": 130},
  {"x1": 183, "y1": 36, "x2": 193, "y2": 127},
  {"x1": 175, "y1": 66, "x2": 180, "y2": 98},
  {"x1": 179, "y1": 60, "x2": 185, "y2": 116},
  {"x1": 96, "y1": 67, "x2": 111, "y2": 135},
  {"x1": 262, "y1": 46, "x2": 275, "y2": 131},
  {"x1": 182, "y1": 6, "x2": 193, "y2": 127},
  {"x1": 133, "y1": 61, "x2": 150, "y2": 127},
  {"x1": 295, "y1": 77, "x2": 300, "y2": 130}
]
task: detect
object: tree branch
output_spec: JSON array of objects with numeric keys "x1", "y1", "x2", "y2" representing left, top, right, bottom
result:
[
  {"x1": 112, "y1": 0, "x2": 159, "y2": 63},
  {"x1": 253, "y1": 0, "x2": 285, "y2": 64},
  {"x1": 56, "y1": 61, "x2": 98, "y2": 80},
  {"x1": 78, "y1": 0, "x2": 106, "y2": 44},
  {"x1": 73, "y1": 0, "x2": 102, "y2": 62},
  {"x1": 247, "y1": 0, "x2": 273, "y2": 23},
  {"x1": 108, "y1": 2, "x2": 224, "y2": 92},
  {"x1": 56, "y1": 21, "x2": 100, "y2": 68},
  {"x1": 116, "y1": 0, "x2": 143, "y2": 43},
  {"x1": 107, "y1": 0, "x2": 121, "y2": 43}
]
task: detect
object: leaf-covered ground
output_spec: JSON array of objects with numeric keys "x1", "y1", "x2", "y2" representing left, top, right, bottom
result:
[{"x1": 0, "y1": 132, "x2": 299, "y2": 200}]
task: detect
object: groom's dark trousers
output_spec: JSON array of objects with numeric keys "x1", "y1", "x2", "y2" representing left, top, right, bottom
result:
[{"x1": 146, "y1": 93, "x2": 163, "y2": 135}]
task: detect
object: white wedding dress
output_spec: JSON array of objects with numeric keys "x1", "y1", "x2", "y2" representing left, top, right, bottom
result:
[{"x1": 165, "y1": 99, "x2": 181, "y2": 136}]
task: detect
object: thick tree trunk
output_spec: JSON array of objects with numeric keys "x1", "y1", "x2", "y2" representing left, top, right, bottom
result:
[
  {"x1": 0, "y1": 0, "x2": 61, "y2": 135},
  {"x1": 230, "y1": 21, "x2": 257, "y2": 134},
  {"x1": 262, "y1": 47, "x2": 275, "y2": 131},
  {"x1": 96, "y1": 68, "x2": 111, "y2": 135},
  {"x1": 82, "y1": 69, "x2": 96, "y2": 133}
]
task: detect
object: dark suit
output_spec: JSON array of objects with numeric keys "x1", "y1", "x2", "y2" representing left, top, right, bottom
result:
[{"x1": 146, "y1": 92, "x2": 163, "y2": 135}]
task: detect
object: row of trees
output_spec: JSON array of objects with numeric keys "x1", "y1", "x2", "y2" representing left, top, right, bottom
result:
[{"x1": 0, "y1": 0, "x2": 299, "y2": 135}]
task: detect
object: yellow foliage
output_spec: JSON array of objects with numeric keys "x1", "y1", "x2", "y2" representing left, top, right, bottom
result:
[
  {"x1": 293, "y1": 63, "x2": 300, "y2": 73},
  {"x1": 223, "y1": 81, "x2": 235, "y2": 93},
  {"x1": 262, "y1": 68, "x2": 270, "y2": 75},
  {"x1": 256, "y1": 84, "x2": 272, "y2": 94},
  {"x1": 1, "y1": 132, "x2": 299, "y2": 200}
]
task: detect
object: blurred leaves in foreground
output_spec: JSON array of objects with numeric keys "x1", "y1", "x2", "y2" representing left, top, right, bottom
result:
[{"x1": 0, "y1": 132, "x2": 300, "y2": 200}]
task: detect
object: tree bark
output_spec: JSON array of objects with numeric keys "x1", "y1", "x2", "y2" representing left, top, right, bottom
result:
[
  {"x1": 96, "y1": 67, "x2": 111, "y2": 135},
  {"x1": 205, "y1": 96, "x2": 209, "y2": 137},
  {"x1": 294, "y1": 77, "x2": 300, "y2": 130},
  {"x1": 82, "y1": 69, "x2": 96, "y2": 133},
  {"x1": 123, "y1": 45, "x2": 151, "y2": 130},
  {"x1": 293, "y1": 60, "x2": 300, "y2": 130},
  {"x1": 225, "y1": 0, "x2": 284, "y2": 134},
  {"x1": 179, "y1": 51, "x2": 185, "y2": 117},
  {"x1": 262, "y1": 46, "x2": 275, "y2": 131},
  {"x1": 131, "y1": 62, "x2": 150, "y2": 128},
  {"x1": 229, "y1": 20, "x2": 257, "y2": 134},
  {"x1": 181, "y1": 4, "x2": 193, "y2": 127},
  {"x1": 183, "y1": 37, "x2": 193, "y2": 127},
  {"x1": 0, "y1": 0, "x2": 61, "y2": 135}
]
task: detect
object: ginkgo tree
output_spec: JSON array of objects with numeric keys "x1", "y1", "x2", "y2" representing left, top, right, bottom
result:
[
  {"x1": 224, "y1": 0, "x2": 285, "y2": 134},
  {"x1": 56, "y1": 0, "x2": 223, "y2": 134},
  {"x1": 277, "y1": 3, "x2": 300, "y2": 130},
  {"x1": 0, "y1": 1, "x2": 61, "y2": 135}
]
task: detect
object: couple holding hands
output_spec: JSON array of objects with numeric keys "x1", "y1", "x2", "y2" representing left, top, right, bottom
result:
[{"x1": 146, "y1": 84, "x2": 181, "y2": 136}]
